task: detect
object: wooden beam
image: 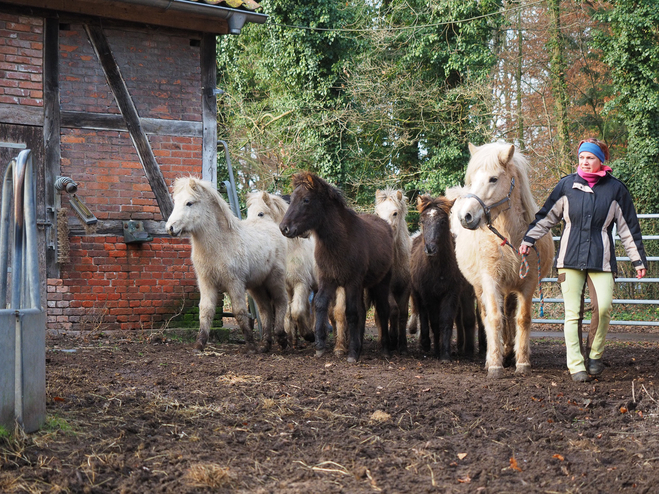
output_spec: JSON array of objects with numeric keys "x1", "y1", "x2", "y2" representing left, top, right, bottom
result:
[
  {"x1": 60, "y1": 112, "x2": 202, "y2": 137},
  {"x1": 0, "y1": 105, "x2": 203, "y2": 138},
  {"x1": 84, "y1": 23, "x2": 173, "y2": 220},
  {"x1": 0, "y1": 104, "x2": 43, "y2": 127},
  {"x1": 200, "y1": 33, "x2": 217, "y2": 188},
  {"x1": 43, "y1": 17, "x2": 60, "y2": 278}
]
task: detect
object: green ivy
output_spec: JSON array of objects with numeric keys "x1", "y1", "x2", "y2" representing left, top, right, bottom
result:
[{"x1": 595, "y1": 0, "x2": 659, "y2": 212}]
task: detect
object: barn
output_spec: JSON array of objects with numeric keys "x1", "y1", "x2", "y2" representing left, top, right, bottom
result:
[{"x1": 0, "y1": 0, "x2": 266, "y2": 334}]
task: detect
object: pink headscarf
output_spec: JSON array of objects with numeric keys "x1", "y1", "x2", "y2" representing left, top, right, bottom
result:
[{"x1": 578, "y1": 164, "x2": 612, "y2": 188}]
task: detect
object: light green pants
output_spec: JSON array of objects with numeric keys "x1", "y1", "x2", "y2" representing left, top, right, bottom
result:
[{"x1": 558, "y1": 268, "x2": 615, "y2": 375}]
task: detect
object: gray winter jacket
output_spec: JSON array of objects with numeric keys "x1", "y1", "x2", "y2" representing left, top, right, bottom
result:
[{"x1": 521, "y1": 172, "x2": 647, "y2": 275}]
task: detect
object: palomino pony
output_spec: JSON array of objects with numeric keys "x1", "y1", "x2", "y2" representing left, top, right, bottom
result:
[
  {"x1": 375, "y1": 188, "x2": 412, "y2": 353},
  {"x1": 166, "y1": 177, "x2": 288, "y2": 352},
  {"x1": 410, "y1": 195, "x2": 478, "y2": 360},
  {"x1": 449, "y1": 142, "x2": 554, "y2": 378},
  {"x1": 279, "y1": 172, "x2": 394, "y2": 363},
  {"x1": 246, "y1": 191, "x2": 317, "y2": 347}
]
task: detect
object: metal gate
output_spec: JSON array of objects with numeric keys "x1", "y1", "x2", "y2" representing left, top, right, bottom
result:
[
  {"x1": 0, "y1": 149, "x2": 46, "y2": 433},
  {"x1": 533, "y1": 214, "x2": 659, "y2": 327}
]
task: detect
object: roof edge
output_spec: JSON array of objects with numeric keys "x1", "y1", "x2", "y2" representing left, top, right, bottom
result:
[{"x1": 116, "y1": 0, "x2": 267, "y2": 34}]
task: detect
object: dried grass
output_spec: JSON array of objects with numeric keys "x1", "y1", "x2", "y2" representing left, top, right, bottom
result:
[
  {"x1": 185, "y1": 463, "x2": 234, "y2": 489},
  {"x1": 0, "y1": 473, "x2": 20, "y2": 492}
]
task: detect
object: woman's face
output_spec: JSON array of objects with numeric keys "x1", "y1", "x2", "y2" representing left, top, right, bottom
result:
[{"x1": 579, "y1": 151, "x2": 602, "y2": 173}]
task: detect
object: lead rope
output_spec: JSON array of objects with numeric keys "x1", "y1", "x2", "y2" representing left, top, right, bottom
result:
[
  {"x1": 487, "y1": 224, "x2": 545, "y2": 317},
  {"x1": 519, "y1": 245, "x2": 544, "y2": 317}
]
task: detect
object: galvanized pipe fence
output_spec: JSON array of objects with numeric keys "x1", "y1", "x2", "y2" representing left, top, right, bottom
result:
[
  {"x1": 0, "y1": 149, "x2": 46, "y2": 433},
  {"x1": 533, "y1": 213, "x2": 659, "y2": 327}
]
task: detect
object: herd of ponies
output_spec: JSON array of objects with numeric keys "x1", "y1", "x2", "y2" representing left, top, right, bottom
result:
[{"x1": 166, "y1": 141, "x2": 555, "y2": 379}]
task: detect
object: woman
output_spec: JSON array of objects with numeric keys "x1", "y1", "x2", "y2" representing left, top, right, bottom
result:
[{"x1": 519, "y1": 139, "x2": 647, "y2": 382}]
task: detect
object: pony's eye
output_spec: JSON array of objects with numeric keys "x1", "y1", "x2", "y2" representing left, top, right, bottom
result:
[
  {"x1": 489, "y1": 177, "x2": 498, "y2": 184},
  {"x1": 258, "y1": 212, "x2": 264, "y2": 217},
  {"x1": 186, "y1": 201, "x2": 194, "y2": 207},
  {"x1": 393, "y1": 212, "x2": 398, "y2": 216},
  {"x1": 303, "y1": 197, "x2": 310, "y2": 204}
]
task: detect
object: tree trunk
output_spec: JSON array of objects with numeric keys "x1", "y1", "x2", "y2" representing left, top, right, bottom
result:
[
  {"x1": 548, "y1": 0, "x2": 571, "y2": 175},
  {"x1": 516, "y1": 3, "x2": 525, "y2": 150}
]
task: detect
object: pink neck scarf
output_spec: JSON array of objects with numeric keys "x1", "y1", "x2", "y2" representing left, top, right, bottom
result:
[{"x1": 578, "y1": 165, "x2": 612, "y2": 188}]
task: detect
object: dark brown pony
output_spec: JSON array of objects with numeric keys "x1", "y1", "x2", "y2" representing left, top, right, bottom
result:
[
  {"x1": 410, "y1": 195, "x2": 479, "y2": 360},
  {"x1": 279, "y1": 172, "x2": 394, "y2": 363}
]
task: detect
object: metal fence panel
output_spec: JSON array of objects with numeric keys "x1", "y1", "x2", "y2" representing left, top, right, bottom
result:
[
  {"x1": 16, "y1": 308, "x2": 46, "y2": 433},
  {"x1": 0, "y1": 310, "x2": 16, "y2": 430},
  {"x1": 0, "y1": 150, "x2": 45, "y2": 433}
]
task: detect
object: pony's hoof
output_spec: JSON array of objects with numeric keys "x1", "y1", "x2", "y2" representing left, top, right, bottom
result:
[
  {"x1": 245, "y1": 343, "x2": 257, "y2": 354},
  {"x1": 515, "y1": 363, "x2": 531, "y2": 375},
  {"x1": 347, "y1": 356, "x2": 357, "y2": 364},
  {"x1": 302, "y1": 332, "x2": 315, "y2": 343},
  {"x1": 277, "y1": 336, "x2": 288, "y2": 350},
  {"x1": 316, "y1": 348, "x2": 326, "y2": 358},
  {"x1": 193, "y1": 340, "x2": 205, "y2": 352},
  {"x1": 487, "y1": 366, "x2": 505, "y2": 379},
  {"x1": 334, "y1": 349, "x2": 346, "y2": 357},
  {"x1": 258, "y1": 343, "x2": 271, "y2": 354}
]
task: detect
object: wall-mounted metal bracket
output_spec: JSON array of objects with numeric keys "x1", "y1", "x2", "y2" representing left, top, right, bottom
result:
[
  {"x1": 123, "y1": 220, "x2": 153, "y2": 244},
  {"x1": 55, "y1": 176, "x2": 98, "y2": 226}
]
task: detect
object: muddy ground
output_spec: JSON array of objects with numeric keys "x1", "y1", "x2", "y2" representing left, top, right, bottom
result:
[{"x1": 2, "y1": 328, "x2": 659, "y2": 493}]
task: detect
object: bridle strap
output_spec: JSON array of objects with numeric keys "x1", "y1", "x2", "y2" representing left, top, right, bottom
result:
[
  {"x1": 463, "y1": 177, "x2": 516, "y2": 227},
  {"x1": 461, "y1": 176, "x2": 544, "y2": 315}
]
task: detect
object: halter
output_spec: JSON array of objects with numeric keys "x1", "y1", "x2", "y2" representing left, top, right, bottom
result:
[
  {"x1": 463, "y1": 176, "x2": 515, "y2": 227},
  {"x1": 462, "y1": 176, "x2": 545, "y2": 316}
]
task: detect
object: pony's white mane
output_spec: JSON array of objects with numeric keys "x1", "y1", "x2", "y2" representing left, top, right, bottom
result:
[
  {"x1": 466, "y1": 141, "x2": 537, "y2": 225},
  {"x1": 375, "y1": 187, "x2": 409, "y2": 216},
  {"x1": 246, "y1": 191, "x2": 289, "y2": 223},
  {"x1": 172, "y1": 176, "x2": 239, "y2": 230}
]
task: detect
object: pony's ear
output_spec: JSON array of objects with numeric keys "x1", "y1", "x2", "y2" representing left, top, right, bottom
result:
[
  {"x1": 444, "y1": 186, "x2": 463, "y2": 201},
  {"x1": 468, "y1": 143, "x2": 478, "y2": 156},
  {"x1": 261, "y1": 190, "x2": 271, "y2": 206},
  {"x1": 437, "y1": 197, "x2": 455, "y2": 216},
  {"x1": 292, "y1": 172, "x2": 315, "y2": 190},
  {"x1": 499, "y1": 144, "x2": 515, "y2": 167},
  {"x1": 189, "y1": 178, "x2": 198, "y2": 191},
  {"x1": 375, "y1": 190, "x2": 386, "y2": 205},
  {"x1": 416, "y1": 194, "x2": 431, "y2": 213},
  {"x1": 302, "y1": 173, "x2": 316, "y2": 190},
  {"x1": 396, "y1": 190, "x2": 403, "y2": 201}
]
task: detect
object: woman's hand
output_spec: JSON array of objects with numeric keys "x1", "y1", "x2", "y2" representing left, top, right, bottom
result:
[
  {"x1": 518, "y1": 244, "x2": 531, "y2": 256},
  {"x1": 636, "y1": 267, "x2": 647, "y2": 279}
]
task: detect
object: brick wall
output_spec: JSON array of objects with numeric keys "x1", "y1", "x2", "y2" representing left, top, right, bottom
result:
[
  {"x1": 59, "y1": 130, "x2": 201, "y2": 222},
  {"x1": 51, "y1": 237, "x2": 198, "y2": 331},
  {"x1": 0, "y1": 13, "x2": 43, "y2": 106},
  {"x1": 49, "y1": 23, "x2": 205, "y2": 332},
  {"x1": 59, "y1": 24, "x2": 202, "y2": 120}
]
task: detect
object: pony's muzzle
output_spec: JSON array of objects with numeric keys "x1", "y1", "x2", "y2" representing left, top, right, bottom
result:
[
  {"x1": 167, "y1": 224, "x2": 180, "y2": 237},
  {"x1": 459, "y1": 212, "x2": 480, "y2": 230},
  {"x1": 424, "y1": 244, "x2": 438, "y2": 256},
  {"x1": 279, "y1": 223, "x2": 296, "y2": 238}
]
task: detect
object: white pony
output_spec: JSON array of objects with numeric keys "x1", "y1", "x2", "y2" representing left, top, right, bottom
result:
[
  {"x1": 449, "y1": 142, "x2": 554, "y2": 378},
  {"x1": 166, "y1": 177, "x2": 288, "y2": 352},
  {"x1": 246, "y1": 191, "x2": 318, "y2": 347},
  {"x1": 375, "y1": 188, "x2": 412, "y2": 353}
]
